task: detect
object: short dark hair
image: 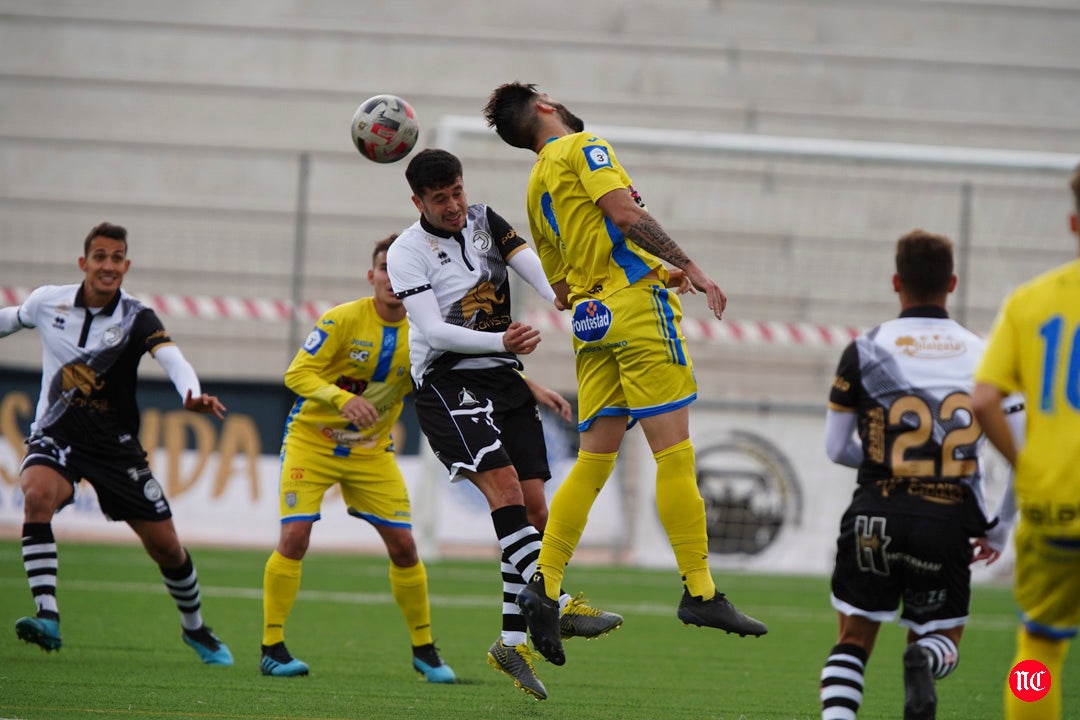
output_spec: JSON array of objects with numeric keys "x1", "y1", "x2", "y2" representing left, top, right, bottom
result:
[
  {"x1": 372, "y1": 233, "x2": 397, "y2": 266},
  {"x1": 483, "y1": 82, "x2": 541, "y2": 150},
  {"x1": 896, "y1": 229, "x2": 954, "y2": 302},
  {"x1": 84, "y1": 222, "x2": 127, "y2": 256},
  {"x1": 1070, "y1": 162, "x2": 1080, "y2": 215},
  {"x1": 405, "y1": 148, "x2": 463, "y2": 198}
]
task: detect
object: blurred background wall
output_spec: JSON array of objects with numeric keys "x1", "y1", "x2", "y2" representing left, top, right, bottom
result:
[
  {"x1": 3, "y1": 0, "x2": 1078, "y2": 566},
  {"x1": 2, "y1": 0, "x2": 1079, "y2": 405}
]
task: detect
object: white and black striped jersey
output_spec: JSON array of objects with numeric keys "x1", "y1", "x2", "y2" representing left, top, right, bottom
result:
[
  {"x1": 387, "y1": 204, "x2": 527, "y2": 383},
  {"x1": 11, "y1": 283, "x2": 175, "y2": 446},
  {"x1": 829, "y1": 306, "x2": 989, "y2": 521}
]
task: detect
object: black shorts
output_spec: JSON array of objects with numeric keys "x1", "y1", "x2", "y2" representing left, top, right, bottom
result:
[
  {"x1": 21, "y1": 432, "x2": 172, "y2": 522},
  {"x1": 414, "y1": 365, "x2": 551, "y2": 482},
  {"x1": 830, "y1": 504, "x2": 972, "y2": 633}
]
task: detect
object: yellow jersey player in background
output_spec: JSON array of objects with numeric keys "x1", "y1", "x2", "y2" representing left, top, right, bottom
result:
[
  {"x1": 259, "y1": 234, "x2": 455, "y2": 682},
  {"x1": 973, "y1": 163, "x2": 1080, "y2": 720},
  {"x1": 484, "y1": 82, "x2": 767, "y2": 668}
]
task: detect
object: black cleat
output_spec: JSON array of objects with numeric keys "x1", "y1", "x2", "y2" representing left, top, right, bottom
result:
[
  {"x1": 516, "y1": 576, "x2": 565, "y2": 666},
  {"x1": 903, "y1": 644, "x2": 937, "y2": 720},
  {"x1": 677, "y1": 588, "x2": 768, "y2": 637}
]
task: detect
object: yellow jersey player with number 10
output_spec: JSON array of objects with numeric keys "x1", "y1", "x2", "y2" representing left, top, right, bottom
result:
[{"x1": 973, "y1": 163, "x2": 1080, "y2": 720}]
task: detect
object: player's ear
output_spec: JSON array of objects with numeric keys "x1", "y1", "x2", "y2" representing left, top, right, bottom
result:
[
  {"x1": 411, "y1": 194, "x2": 423, "y2": 214},
  {"x1": 892, "y1": 273, "x2": 901, "y2": 293},
  {"x1": 78, "y1": 256, "x2": 88, "y2": 272},
  {"x1": 1070, "y1": 212, "x2": 1078, "y2": 236},
  {"x1": 947, "y1": 274, "x2": 958, "y2": 293}
]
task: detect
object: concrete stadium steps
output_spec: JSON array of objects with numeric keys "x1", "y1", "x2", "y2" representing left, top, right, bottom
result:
[
  {"x1": 2, "y1": 0, "x2": 1078, "y2": 395},
  {"x1": 2, "y1": 3, "x2": 1079, "y2": 151}
]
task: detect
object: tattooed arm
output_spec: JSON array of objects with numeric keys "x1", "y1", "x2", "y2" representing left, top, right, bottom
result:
[
  {"x1": 596, "y1": 187, "x2": 727, "y2": 319},
  {"x1": 625, "y1": 213, "x2": 691, "y2": 269}
]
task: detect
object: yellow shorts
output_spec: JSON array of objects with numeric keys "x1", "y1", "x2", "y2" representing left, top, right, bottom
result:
[
  {"x1": 1014, "y1": 522, "x2": 1080, "y2": 639},
  {"x1": 570, "y1": 277, "x2": 696, "y2": 431},
  {"x1": 278, "y1": 440, "x2": 412, "y2": 528}
]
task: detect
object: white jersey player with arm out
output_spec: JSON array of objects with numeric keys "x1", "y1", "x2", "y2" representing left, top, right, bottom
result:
[{"x1": 1, "y1": 221, "x2": 231, "y2": 665}]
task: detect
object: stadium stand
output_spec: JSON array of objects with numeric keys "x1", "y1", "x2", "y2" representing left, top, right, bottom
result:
[{"x1": 1, "y1": 0, "x2": 1078, "y2": 403}]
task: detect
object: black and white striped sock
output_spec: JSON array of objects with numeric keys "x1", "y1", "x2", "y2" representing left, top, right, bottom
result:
[
  {"x1": 160, "y1": 550, "x2": 204, "y2": 632},
  {"x1": 22, "y1": 523, "x2": 59, "y2": 621},
  {"x1": 821, "y1": 642, "x2": 867, "y2": 720},
  {"x1": 917, "y1": 633, "x2": 960, "y2": 678},
  {"x1": 491, "y1": 505, "x2": 542, "y2": 646}
]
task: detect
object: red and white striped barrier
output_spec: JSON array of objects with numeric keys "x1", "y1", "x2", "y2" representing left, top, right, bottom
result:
[{"x1": 1, "y1": 286, "x2": 862, "y2": 347}]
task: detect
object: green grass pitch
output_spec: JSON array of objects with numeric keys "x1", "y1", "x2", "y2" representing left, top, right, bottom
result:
[{"x1": 0, "y1": 542, "x2": 1075, "y2": 720}]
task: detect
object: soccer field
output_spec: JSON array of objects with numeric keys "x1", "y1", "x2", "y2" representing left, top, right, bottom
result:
[{"x1": 0, "y1": 542, "x2": 1074, "y2": 720}]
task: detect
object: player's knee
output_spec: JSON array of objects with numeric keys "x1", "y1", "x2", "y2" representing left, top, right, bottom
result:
[{"x1": 19, "y1": 471, "x2": 69, "y2": 519}]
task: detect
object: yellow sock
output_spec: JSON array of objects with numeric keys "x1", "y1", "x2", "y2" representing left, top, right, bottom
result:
[
  {"x1": 390, "y1": 560, "x2": 433, "y2": 647},
  {"x1": 538, "y1": 450, "x2": 616, "y2": 599},
  {"x1": 654, "y1": 439, "x2": 715, "y2": 599},
  {"x1": 262, "y1": 550, "x2": 301, "y2": 646},
  {"x1": 1005, "y1": 627, "x2": 1069, "y2": 720}
]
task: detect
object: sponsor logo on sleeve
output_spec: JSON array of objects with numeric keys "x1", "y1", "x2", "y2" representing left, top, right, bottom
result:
[
  {"x1": 583, "y1": 145, "x2": 613, "y2": 171},
  {"x1": 302, "y1": 327, "x2": 328, "y2": 355}
]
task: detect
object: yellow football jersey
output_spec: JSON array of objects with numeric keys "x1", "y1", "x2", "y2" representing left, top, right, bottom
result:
[
  {"x1": 281, "y1": 297, "x2": 411, "y2": 456},
  {"x1": 526, "y1": 132, "x2": 666, "y2": 303},
  {"x1": 976, "y1": 258, "x2": 1080, "y2": 535}
]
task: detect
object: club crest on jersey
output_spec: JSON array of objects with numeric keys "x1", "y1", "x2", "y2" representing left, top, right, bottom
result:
[
  {"x1": 470, "y1": 230, "x2": 492, "y2": 252},
  {"x1": 572, "y1": 300, "x2": 613, "y2": 342},
  {"x1": 102, "y1": 325, "x2": 123, "y2": 346},
  {"x1": 285, "y1": 492, "x2": 297, "y2": 508},
  {"x1": 894, "y1": 333, "x2": 966, "y2": 358}
]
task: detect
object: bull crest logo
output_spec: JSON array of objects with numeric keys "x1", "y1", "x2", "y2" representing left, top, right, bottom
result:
[
  {"x1": 61, "y1": 363, "x2": 104, "y2": 397},
  {"x1": 461, "y1": 281, "x2": 504, "y2": 317},
  {"x1": 471, "y1": 230, "x2": 492, "y2": 252}
]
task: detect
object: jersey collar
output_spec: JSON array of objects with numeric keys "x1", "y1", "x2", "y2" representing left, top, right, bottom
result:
[
  {"x1": 74, "y1": 284, "x2": 122, "y2": 314},
  {"x1": 899, "y1": 304, "x2": 948, "y2": 319}
]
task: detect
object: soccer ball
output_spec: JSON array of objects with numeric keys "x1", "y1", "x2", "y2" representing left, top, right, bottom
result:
[{"x1": 350, "y1": 94, "x2": 419, "y2": 164}]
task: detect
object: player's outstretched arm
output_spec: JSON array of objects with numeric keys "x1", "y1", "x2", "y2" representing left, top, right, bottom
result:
[
  {"x1": 596, "y1": 188, "x2": 726, "y2": 319},
  {"x1": 0, "y1": 305, "x2": 26, "y2": 338},
  {"x1": 156, "y1": 344, "x2": 226, "y2": 419}
]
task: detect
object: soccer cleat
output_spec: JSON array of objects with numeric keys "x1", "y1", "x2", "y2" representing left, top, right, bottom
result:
[
  {"x1": 412, "y1": 643, "x2": 456, "y2": 684},
  {"x1": 486, "y1": 639, "x2": 547, "y2": 701},
  {"x1": 677, "y1": 588, "x2": 768, "y2": 637},
  {"x1": 516, "y1": 576, "x2": 565, "y2": 666},
  {"x1": 903, "y1": 644, "x2": 937, "y2": 720},
  {"x1": 559, "y1": 593, "x2": 624, "y2": 640},
  {"x1": 182, "y1": 625, "x2": 234, "y2": 666},
  {"x1": 260, "y1": 641, "x2": 310, "y2": 677},
  {"x1": 15, "y1": 616, "x2": 62, "y2": 652}
]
